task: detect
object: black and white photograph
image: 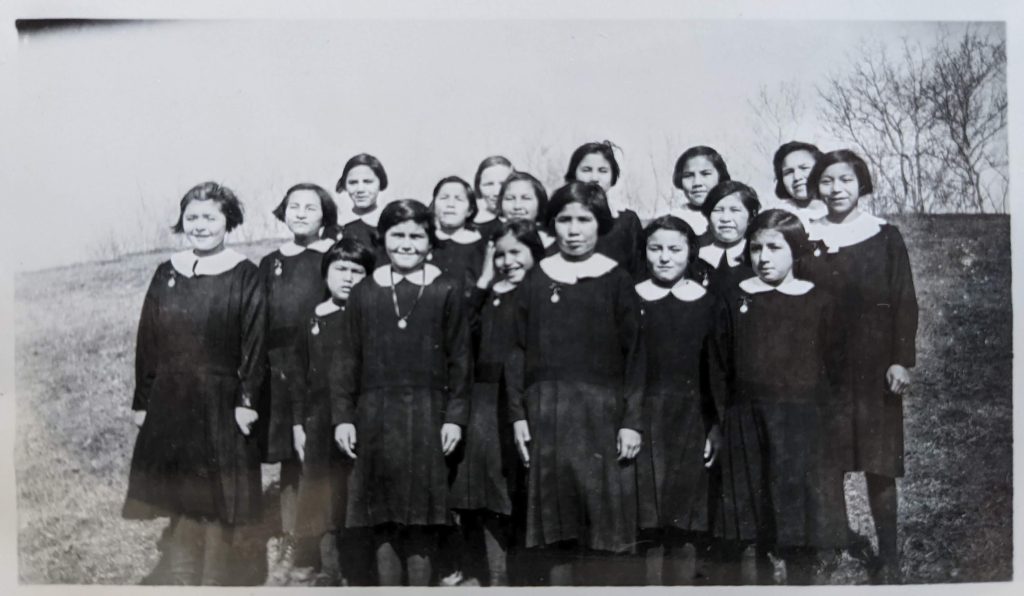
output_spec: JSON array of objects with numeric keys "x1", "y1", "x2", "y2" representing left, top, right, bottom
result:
[{"x1": 2, "y1": 0, "x2": 1018, "y2": 592}]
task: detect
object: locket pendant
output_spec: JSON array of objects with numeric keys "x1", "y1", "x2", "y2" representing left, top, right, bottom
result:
[{"x1": 398, "y1": 319, "x2": 408, "y2": 330}]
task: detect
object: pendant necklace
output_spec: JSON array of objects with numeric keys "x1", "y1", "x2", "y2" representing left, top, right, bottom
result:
[{"x1": 390, "y1": 267, "x2": 427, "y2": 330}]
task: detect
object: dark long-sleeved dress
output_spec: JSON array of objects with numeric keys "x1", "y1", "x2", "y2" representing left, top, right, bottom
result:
[
  {"x1": 634, "y1": 280, "x2": 718, "y2": 533},
  {"x1": 256, "y1": 243, "x2": 331, "y2": 463},
  {"x1": 329, "y1": 264, "x2": 471, "y2": 527},
  {"x1": 448, "y1": 284, "x2": 519, "y2": 515},
  {"x1": 801, "y1": 218, "x2": 918, "y2": 478},
  {"x1": 341, "y1": 217, "x2": 389, "y2": 264},
  {"x1": 123, "y1": 251, "x2": 265, "y2": 525},
  {"x1": 429, "y1": 231, "x2": 487, "y2": 292},
  {"x1": 506, "y1": 254, "x2": 645, "y2": 553},
  {"x1": 708, "y1": 279, "x2": 848, "y2": 548},
  {"x1": 597, "y1": 208, "x2": 645, "y2": 280},
  {"x1": 689, "y1": 241, "x2": 753, "y2": 296}
]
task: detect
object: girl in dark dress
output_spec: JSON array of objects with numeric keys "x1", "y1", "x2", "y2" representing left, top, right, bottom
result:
[
  {"x1": 802, "y1": 150, "x2": 918, "y2": 584},
  {"x1": 429, "y1": 175, "x2": 487, "y2": 289},
  {"x1": 506, "y1": 181, "x2": 645, "y2": 586},
  {"x1": 335, "y1": 153, "x2": 390, "y2": 264},
  {"x1": 669, "y1": 145, "x2": 731, "y2": 238},
  {"x1": 472, "y1": 155, "x2": 514, "y2": 240},
  {"x1": 124, "y1": 182, "x2": 265, "y2": 585},
  {"x1": 690, "y1": 181, "x2": 760, "y2": 294},
  {"x1": 634, "y1": 216, "x2": 719, "y2": 585},
  {"x1": 449, "y1": 221, "x2": 546, "y2": 586},
  {"x1": 290, "y1": 238, "x2": 375, "y2": 586},
  {"x1": 564, "y1": 141, "x2": 645, "y2": 279},
  {"x1": 256, "y1": 183, "x2": 338, "y2": 570},
  {"x1": 709, "y1": 209, "x2": 848, "y2": 585},
  {"x1": 329, "y1": 199, "x2": 471, "y2": 586},
  {"x1": 771, "y1": 141, "x2": 828, "y2": 226},
  {"x1": 499, "y1": 171, "x2": 556, "y2": 251}
]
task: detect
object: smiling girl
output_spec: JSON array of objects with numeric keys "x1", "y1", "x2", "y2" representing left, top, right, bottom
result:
[
  {"x1": 336, "y1": 153, "x2": 390, "y2": 263},
  {"x1": 498, "y1": 171, "x2": 555, "y2": 250},
  {"x1": 690, "y1": 181, "x2": 760, "y2": 294},
  {"x1": 670, "y1": 146, "x2": 732, "y2": 237},
  {"x1": 771, "y1": 141, "x2": 828, "y2": 226}
]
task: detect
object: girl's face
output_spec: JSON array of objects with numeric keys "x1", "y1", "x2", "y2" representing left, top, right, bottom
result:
[
  {"x1": 749, "y1": 229, "x2": 794, "y2": 285},
  {"x1": 574, "y1": 152, "x2": 614, "y2": 191},
  {"x1": 384, "y1": 220, "x2": 431, "y2": 273},
  {"x1": 680, "y1": 156, "x2": 720, "y2": 207},
  {"x1": 709, "y1": 193, "x2": 751, "y2": 245},
  {"x1": 284, "y1": 189, "x2": 325, "y2": 239},
  {"x1": 325, "y1": 259, "x2": 367, "y2": 302},
  {"x1": 501, "y1": 180, "x2": 541, "y2": 223},
  {"x1": 182, "y1": 200, "x2": 227, "y2": 255},
  {"x1": 494, "y1": 233, "x2": 536, "y2": 285},
  {"x1": 554, "y1": 202, "x2": 599, "y2": 260},
  {"x1": 818, "y1": 162, "x2": 861, "y2": 217},
  {"x1": 434, "y1": 182, "x2": 472, "y2": 232},
  {"x1": 780, "y1": 149, "x2": 816, "y2": 201},
  {"x1": 646, "y1": 229, "x2": 690, "y2": 285},
  {"x1": 479, "y1": 164, "x2": 513, "y2": 213},
  {"x1": 345, "y1": 165, "x2": 381, "y2": 211}
]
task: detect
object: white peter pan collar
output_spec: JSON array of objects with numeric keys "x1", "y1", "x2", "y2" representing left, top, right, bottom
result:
[
  {"x1": 669, "y1": 205, "x2": 709, "y2": 236},
  {"x1": 372, "y1": 263, "x2": 443, "y2": 287},
  {"x1": 492, "y1": 279, "x2": 518, "y2": 294},
  {"x1": 540, "y1": 252, "x2": 618, "y2": 284},
  {"x1": 739, "y1": 276, "x2": 815, "y2": 296},
  {"x1": 339, "y1": 205, "x2": 383, "y2": 228},
  {"x1": 314, "y1": 299, "x2": 342, "y2": 317},
  {"x1": 279, "y1": 237, "x2": 335, "y2": 257},
  {"x1": 808, "y1": 211, "x2": 885, "y2": 252},
  {"x1": 775, "y1": 198, "x2": 829, "y2": 225},
  {"x1": 635, "y1": 278, "x2": 707, "y2": 302},
  {"x1": 699, "y1": 240, "x2": 747, "y2": 268},
  {"x1": 435, "y1": 227, "x2": 482, "y2": 244},
  {"x1": 539, "y1": 230, "x2": 556, "y2": 248},
  {"x1": 170, "y1": 248, "x2": 248, "y2": 278}
]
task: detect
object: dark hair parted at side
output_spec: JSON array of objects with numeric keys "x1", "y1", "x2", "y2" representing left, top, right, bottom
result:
[
  {"x1": 377, "y1": 198, "x2": 437, "y2": 247},
  {"x1": 807, "y1": 149, "x2": 874, "y2": 199},
  {"x1": 490, "y1": 219, "x2": 546, "y2": 264},
  {"x1": 544, "y1": 181, "x2": 615, "y2": 236},
  {"x1": 272, "y1": 183, "x2": 339, "y2": 228},
  {"x1": 772, "y1": 141, "x2": 825, "y2": 199},
  {"x1": 564, "y1": 141, "x2": 621, "y2": 187},
  {"x1": 747, "y1": 208, "x2": 814, "y2": 260},
  {"x1": 432, "y1": 175, "x2": 479, "y2": 224},
  {"x1": 643, "y1": 215, "x2": 700, "y2": 266},
  {"x1": 171, "y1": 181, "x2": 245, "y2": 233},
  {"x1": 321, "y1": 237, "x2": 377, "y2": 279},
  {"x1": 473, "y1": 155, "x2": 514, "y2": 196},
  {"x1": 498, "y1": 171, "x2": 549, "y2": 222},
  {"x1": 336, "y1": 153, "x2": 389, "y2": 193},
  {"x1": 672, "y1": 145, "x2": 732, "y2": 190},
  {"x1": 700, "y1": 180, "x2": 761, "y2": 220}
]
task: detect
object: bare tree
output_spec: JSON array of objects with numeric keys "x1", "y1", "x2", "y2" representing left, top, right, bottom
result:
[{"x1": 747, "y1": 80, "x2": 806, "y2": 162}]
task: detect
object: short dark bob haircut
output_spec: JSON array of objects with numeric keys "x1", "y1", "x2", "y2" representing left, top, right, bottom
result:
[
  {"x1": 672, "y1": 145, "x2": 731, "y2": 190},
  {"x1": 377, "y1": 198, "x2": 437, "y2": 248},
  {"x1": 171, "y1": 181, "x2": 245, "y2": 234},
  {"x1": 498, "y1": 171, "x2": 549, "y2": 223},
  {"x1": 807, "y1": 149, "x2": 874, "y2": 200},
  {"x1": 642, "y1": 215, "x2": 700, "y2": 266},
  {"x1": 490, "y1": 219, "x2": 547, "y2": 265},
  {"x1": 772, "y1": 141, "x2": 825, "y2": 199},
  {"x1": 564, "y1": 141, "x2": 621, "y2": 187},
  {"x1": 473, "y1": 155, "x2": 514, "y2": 197},
  {"x1": 321, "y1": 237, "x2": 377, "y2": 279},
  {"x1": 272, "y1": 182, "x2": 339, "y2": 229},
  {"x1": 336, "y1": 153, "x2": 389, "y2": 194},
  {"x1": 544, "y1": 181, "x2": 615, "y2": 237},
  {"x1": 700, "y1": 180, "x2": 761, "y2": 220},
  {"x1": 431, "y1": 175, "x2": 479, "y2": 225},
  {"x1": 746, "y1": 208, "x2": 814, "y2": 260}
]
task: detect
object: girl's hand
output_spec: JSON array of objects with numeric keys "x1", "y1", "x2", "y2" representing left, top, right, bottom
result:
[
  {"x1": 234, "y1": 407, "x2": 259, "y2": 436},
  {"x1": 477, "y1": 241, "x2": 497, "y2": 289},
  {"x1": 617, "y1": 428, "x2": 642, "y2": 461},
  {"x1": 292, "y1": 424, "x2": 306, "y2": 463},
  {"x1": 334, "y1": 423, "x2": 357, "y2": 459},
  {"x1": 133, "y1": 410, "x2": 147, "y2": 428},
  {"x1": 441, "y1": 423, "x2": 463, "y2": 455},
  {"x1": 886, "y1": 364, "x2": 912, "y2": 395},
  {"x1": 704, "y1": 424, "x2": 722, "y2": 468},
  {"x1": 513, "y1": 420, "x2": 531, "y2": 468}
]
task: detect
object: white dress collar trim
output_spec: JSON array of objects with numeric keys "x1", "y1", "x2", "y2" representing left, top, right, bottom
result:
[
  {"x1": 539, "y1": 252, "x2": 618, "y2": 284},
  {"x1": 492, "y1": 279, "x2": 518, "y2": 294},
  {"x1": 170, "y1": 248, "x2": 248, "y2": 278},
  {"x1": 775, "y1": 198, "x2": 829, "y2": 224},
  {"x1": 635, "y1": 278, "x2": 707, "y2": 302},
  {"x1": 314, "y1": 299, "x2": 342, "y2": 317},
  {"x1": 435, "y1": 227, "x2": 482, "y2": 244},
  {"x1": 698, "y1": 240, "x2": 747, "y2": 268},
  {"x1": 372, "y1": 263, "x2": 443, "y2": 287},
  {"x1": 279, "y1": 237, "x2": 335, "y2": 257},
  {"x1": 339, "y1": 205, "x2": 383, "y2": 228},
  {"x1": 808, "y1": 211, "x2": 886, "y2": 252},
  {"x1": 668, "y1": 205, "x2": 709, "y2": 236},
  {"x1": 539, "y1": 230, "x2": 556, "y2": 248},
  {"x1": 738, "y1": 276, "x2": 815, "y2": 296}
]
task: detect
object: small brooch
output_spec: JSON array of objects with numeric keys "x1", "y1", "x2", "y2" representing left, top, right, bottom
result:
[
  {"x1": 311, "y1": 317, "x2": 321, "y2": 336},
  {"x1": 739, "y1": 296, "x2": 751, "y2": 314},
  {"x1": 493, "y1": 297, "x2": 501, "y2": 307},
  {"x1": 701, "y1": 271, "x2": 710, "y2": 287},
  {"x1": 273, "y1": 259, "x2": 283, "y2": 276},
  {"x1": 167, "y1": 270, "x2": 177, "y2": 288},
  {"x1": 549, "y1": 283, "x2": 562, "y2": 304}
]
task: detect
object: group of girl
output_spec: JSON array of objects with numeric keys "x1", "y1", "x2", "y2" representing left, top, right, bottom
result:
[{"x1": 122, "y1": 140, "x2": 918, "y2": 586}]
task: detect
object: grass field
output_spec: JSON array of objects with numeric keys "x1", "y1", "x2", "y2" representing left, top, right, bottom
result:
[{"x1": 13, "y1": 215, "x2": 1012, "y2": 584}]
